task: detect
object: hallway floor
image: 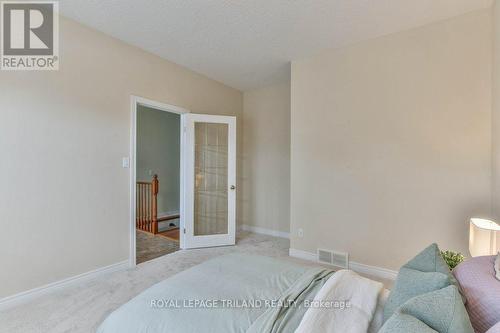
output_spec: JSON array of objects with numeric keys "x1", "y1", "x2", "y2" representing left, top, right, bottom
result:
[
  {"x1": 136, "y1": 230, "x2": 179, "y2": 264},
  {"x1": 158, "y1": 227, "x2": 180, "y2": 241}
]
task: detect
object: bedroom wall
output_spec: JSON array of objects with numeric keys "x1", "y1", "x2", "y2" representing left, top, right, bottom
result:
[
  {"x1": 290, "y1": 10, "x2": 492, "y2": 270},
  {"x1": 0, "y1": 16, "x2": 242, "y2": 299},
  {"x1": 137, "y1": 106, "x2": 180, "y2": 216},
  {"x1": 242, "y1": 82, "x2": 291, "y2": 235},
  {"x1": 493, "y1": 0, "x2": 500, "y2": 219}
]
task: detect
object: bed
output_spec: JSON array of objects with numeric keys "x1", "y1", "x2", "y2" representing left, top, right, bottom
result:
[
  {"x1": 98, "y1": 244, "x2": 497, "y2": 333},
  {"x1": 97, "y1": 253, "x2": 387, "y2": 333}
]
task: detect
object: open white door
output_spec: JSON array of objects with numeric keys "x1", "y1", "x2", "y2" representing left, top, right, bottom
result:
[{"x1": 181, "y1": 114, "x2": 236, "y2": 249}]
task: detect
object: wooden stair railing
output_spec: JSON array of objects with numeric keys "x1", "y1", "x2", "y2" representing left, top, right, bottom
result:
[{"x1": 136, "y1": 174, "x2": 159, "y2": 234}]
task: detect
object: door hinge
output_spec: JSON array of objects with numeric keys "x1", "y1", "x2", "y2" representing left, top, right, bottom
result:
[{"x1": 183, "y1": 228, "x2": 186, "y2": 234}]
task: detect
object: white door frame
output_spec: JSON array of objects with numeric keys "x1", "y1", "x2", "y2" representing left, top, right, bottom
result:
[{"x1": 129, "y1": 96, "x2": 189, "y2": 267}]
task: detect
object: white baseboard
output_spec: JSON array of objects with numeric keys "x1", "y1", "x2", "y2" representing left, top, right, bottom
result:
[
  {"x1": 240, "y1": 224, "x2": 290, "y2": 239},
  {"x1": 289, "y1": 248, "x2": 397, "y2": 281},
  {"x1": 0, "y1": 260, "x2": 129, "y2": 311},
  {"x1": 289, "y1": 248, "x2": 317, "y2": 261},
  {"x1": 349, "y1": 261, "x2": 398, "y2": 281}
]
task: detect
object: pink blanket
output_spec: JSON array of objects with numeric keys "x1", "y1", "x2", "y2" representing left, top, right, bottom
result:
[{"x1": 454, "y1": 256, "x2": 500, "y2": 333}]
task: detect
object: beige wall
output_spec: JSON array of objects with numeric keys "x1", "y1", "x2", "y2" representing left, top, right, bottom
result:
[
  {"x1": 137, "y1": 106, "x2": 180, "y2": 216},
  {"x1": 0, "y1": 16, "x2": 242, "y2": 299},
  {"x1": 493, "y1": 1, "x2": 500, "y2": 218},
  {"x1": 290, "y1": 10, "x2": 492, "y2": 270},
  {"x1": 242, "y1": 82, "x2": 291, "y2": 233}
]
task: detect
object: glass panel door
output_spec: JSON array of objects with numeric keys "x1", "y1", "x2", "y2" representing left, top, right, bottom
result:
[
  {"x1": 182, "y1": 114, "x2": 236, "y2": 249},
  {"x1": 194, "y1": 122, "x2": 228, "y2": 236}
]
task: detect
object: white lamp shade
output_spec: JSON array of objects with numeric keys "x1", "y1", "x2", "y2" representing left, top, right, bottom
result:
[{"x1": 469, "y1": 218, "x2": 500, "y2": 257}]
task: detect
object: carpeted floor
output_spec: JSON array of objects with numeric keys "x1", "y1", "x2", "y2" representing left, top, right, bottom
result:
[
  {"x1": 0, "y1": 232, "x2": 391, "y2": 333},
  {"x1": 0, "y1": 232, "x2": 291, "y2": 333},
  {"x1": 136, "y1": 230, "x2": 179, "y2": 264}
]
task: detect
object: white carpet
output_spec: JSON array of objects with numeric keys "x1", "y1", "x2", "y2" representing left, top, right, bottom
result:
[
  {"x1": 0, "y1": 232, "x2": 293, "y2": 333},
  {"x1": 0, "y1": 232, "x2": 391, "y2": 333}
]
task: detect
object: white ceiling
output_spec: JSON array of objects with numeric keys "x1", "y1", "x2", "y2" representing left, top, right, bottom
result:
[{"x1": 60, "y1": 0, "x2": 493, "y2": 91}]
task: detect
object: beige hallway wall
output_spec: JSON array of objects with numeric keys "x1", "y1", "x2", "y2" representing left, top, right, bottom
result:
[
  {"x1": 242, "y1": 82, "x2": 291, "y2": 234},
  {"x1": 290, "y1": 10, "x2": 492, "y2": 270},
  {"x1": 0, "y1": 16, "x2": 242, "y2": 299},
  {"x1": 136, "y1": 106, "x2": 180, "y2": 216}
]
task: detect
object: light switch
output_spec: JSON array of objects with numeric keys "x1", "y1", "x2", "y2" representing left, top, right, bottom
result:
[{"x1": 122, "y1": 157, "x2": 130, "y2": 168}]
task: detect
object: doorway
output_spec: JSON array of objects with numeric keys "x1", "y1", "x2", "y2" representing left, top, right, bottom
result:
[
  {"x1": 135, "y1": 102, "x2": 183, "y2": 263},
  {"x1": 130, "y1": 97, "x2": 188, "y2": 265},
  {"x1": 130, "y1": 96, "x2": 237, "y2": 266}
]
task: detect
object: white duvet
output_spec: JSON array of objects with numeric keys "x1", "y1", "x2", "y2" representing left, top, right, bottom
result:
[{"x1": 295, "y1": 270, "x2": 386, "y2": 333}]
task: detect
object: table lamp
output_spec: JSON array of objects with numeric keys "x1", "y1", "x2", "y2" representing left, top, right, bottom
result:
[{"x1": 469, "y1": 218, "x2": 500, "y2": 257}]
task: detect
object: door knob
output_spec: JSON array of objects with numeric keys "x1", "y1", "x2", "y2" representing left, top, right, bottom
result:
[{"x1": 230, "y1": 185, "x2": 236, "y2": 190}]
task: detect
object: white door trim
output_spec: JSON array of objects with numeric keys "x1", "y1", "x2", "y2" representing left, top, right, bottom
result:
[
  {"x1": 182, "y1": 113, "x2": 237, "y2": 249},
  {"x1": 129, "y1": 95, "x2": 189, "y2": 267}
]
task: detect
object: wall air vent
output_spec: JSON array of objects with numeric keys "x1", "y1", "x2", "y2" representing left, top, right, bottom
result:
[{"x1": 317, "y1": 249, "x2": 349, "y2": 269}]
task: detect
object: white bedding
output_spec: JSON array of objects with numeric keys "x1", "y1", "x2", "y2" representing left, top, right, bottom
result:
[
  {"x1": 295, "y1": 269, "x2": 387, "y2": 333},
  {"x1": 368, "y1": 288, "x2": 390, "y2": 333}
]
